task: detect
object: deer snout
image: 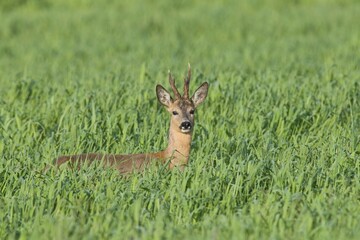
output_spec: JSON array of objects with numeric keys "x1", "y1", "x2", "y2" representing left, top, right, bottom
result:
[{"x1": 180, "y1": 121, "x2": 192, "y2": 132}]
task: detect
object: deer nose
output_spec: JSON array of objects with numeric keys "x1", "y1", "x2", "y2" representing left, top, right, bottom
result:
[{"x1": 180, "y1": 121, "x2": 192, "y2": 130}]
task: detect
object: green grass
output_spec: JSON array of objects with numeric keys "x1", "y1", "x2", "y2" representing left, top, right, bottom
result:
[{"x1": 1, "y1": 0, "x2": 360, "y2": 239}]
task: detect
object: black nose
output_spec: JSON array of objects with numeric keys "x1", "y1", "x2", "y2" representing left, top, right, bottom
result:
[{"x1": 180, "y1": 121, "x2": 191, "y2": 130}]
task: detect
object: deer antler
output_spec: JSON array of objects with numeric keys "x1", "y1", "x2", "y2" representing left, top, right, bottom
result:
[
  {"x1": 168, "y1": 70, "x2": 181, "y2": 99},
  {"x1": 183, "y1": 63, "x2": 191, "y2": 99}
]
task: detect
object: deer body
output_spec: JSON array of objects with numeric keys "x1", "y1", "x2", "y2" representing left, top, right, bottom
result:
[{"x1": 53, "y1": 65, "x2": 208, "y2": 174}]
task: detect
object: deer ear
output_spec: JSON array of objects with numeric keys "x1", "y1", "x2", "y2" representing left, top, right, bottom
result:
[
  {"x1": 191, "y1": 82, "x2": 209, "y2": 108},
  {"x1": 156, "y1": 85, "x2": 173, "y2": 107}
]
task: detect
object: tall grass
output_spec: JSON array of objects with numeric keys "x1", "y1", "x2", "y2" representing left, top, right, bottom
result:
[{"x1": 0, "y1": 0, "x2": 359, "y2": 239}]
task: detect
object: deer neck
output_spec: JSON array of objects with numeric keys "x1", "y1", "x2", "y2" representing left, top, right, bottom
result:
[{"x1": 163, "y1": 122, "x2": 192, "y2": 169}]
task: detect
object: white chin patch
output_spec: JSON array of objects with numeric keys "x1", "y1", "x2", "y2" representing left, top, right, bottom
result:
[{"x1": 181, "y1": 128, "x2": 191, "y2": 133}]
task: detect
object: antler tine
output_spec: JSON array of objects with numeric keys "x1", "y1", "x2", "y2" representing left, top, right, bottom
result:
[
  {"x1": 183, "y1": 63, "x2": 191, "y2": 99},
  {"x1": 168, "y1": 70, "x2": 181, "y2": 99}
]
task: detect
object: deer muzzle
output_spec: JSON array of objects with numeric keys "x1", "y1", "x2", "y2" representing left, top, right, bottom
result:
[{"x1": 180, "y1": 121, "x2": 192, "y2": 133}]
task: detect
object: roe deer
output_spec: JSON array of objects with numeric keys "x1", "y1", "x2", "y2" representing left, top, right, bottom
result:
[{"x1": 52, "y1": 65, "x2": 209, "y2": 174}]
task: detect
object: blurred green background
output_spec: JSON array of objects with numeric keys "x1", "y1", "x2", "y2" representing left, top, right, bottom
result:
[{"x1": 1, "y1": 0, "x2": 359, "y2": 79}]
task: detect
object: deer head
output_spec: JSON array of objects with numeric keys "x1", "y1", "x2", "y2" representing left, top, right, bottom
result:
[{"x1": 156, "y1": 64, "x2": 209, "y2": 134}]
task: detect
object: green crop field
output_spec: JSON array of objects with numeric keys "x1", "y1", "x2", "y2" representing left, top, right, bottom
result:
[{"x1": 1, "y1": 0, "x2": 359, "y2": 239}]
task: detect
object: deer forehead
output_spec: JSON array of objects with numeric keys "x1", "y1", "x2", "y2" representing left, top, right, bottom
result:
[{"x1": 170, "y1": 99, "x2": 194, "y2": 111}]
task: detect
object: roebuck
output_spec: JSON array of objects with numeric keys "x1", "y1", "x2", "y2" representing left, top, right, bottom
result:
[{"x1": 53, "y1": 65, "x2": 209, "y2": 174}]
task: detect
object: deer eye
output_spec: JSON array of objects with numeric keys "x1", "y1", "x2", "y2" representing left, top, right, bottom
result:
[
  {"x1": 189, "y1": 109, "x2": 195, "y2": 115},
  {"x1": 172, "y1": 111, "x2": 179, "y2": 115}
]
